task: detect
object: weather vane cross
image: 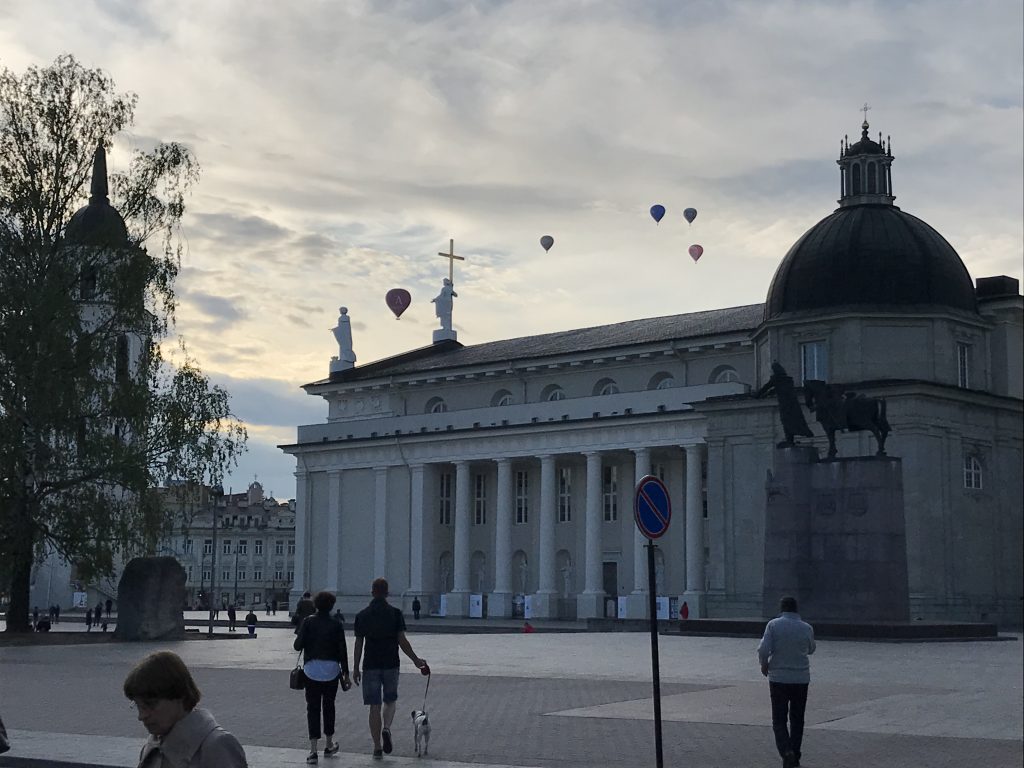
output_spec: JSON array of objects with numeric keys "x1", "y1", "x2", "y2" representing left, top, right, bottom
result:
[
  {"x1": 438, "y1": 238, "x2": 465, "y2": 284},
  {"x1": 861, "y1": 102, "x2": 871, "y2": 122}
]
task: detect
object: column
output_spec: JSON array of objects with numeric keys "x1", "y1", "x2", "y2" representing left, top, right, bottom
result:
[
  {"x1": 326, "y1": 470, "x2": 341, "y2": 592},
  {"x1": 623, "y1": 448, "x2": 651, "y2": 619},
  {"x1": 374, "y1": 466, "x2": 388, "y2": 578},
  {"x1": 489, "y1": 458, "x2": 514, "y2": 617},
  {"x1": 577, "y1": 451, "x2": 605, "y2": 619},
  {"x1": 409, "y1": 463, "x2": 427, "y2": 605},
  {"x1": 683, "y1": 443, "x2": 706, "y2": 618},
  {"x1": 290, "y1": 469, "x2": 309, "y2": 609},
  {"x1": 448, "y1": 460, "x2": 472, "y2": 617},
  {"x1": 531, "y1": 454, "x2": 558, "y2": 618}
]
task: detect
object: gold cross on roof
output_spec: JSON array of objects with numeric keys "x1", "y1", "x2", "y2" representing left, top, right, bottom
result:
[{"x1": 437, "y1": 238, "x2": 465, "y2": 283}]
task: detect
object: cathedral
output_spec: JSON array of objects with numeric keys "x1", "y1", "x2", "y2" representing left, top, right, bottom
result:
[{"x1": 282, "y1": 120, "x2": 1023, "y2": 627}]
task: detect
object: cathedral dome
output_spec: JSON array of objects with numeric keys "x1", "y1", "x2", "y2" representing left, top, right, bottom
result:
[
  {"x1": 765, "y1": 120, "x2": 977, "y2": 320},
  {"x1": 64, "y1": 144, "x2": 129, "y2": 248}
]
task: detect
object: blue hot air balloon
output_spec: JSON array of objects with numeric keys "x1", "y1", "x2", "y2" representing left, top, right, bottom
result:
[
  {"x1": 650, "y1": 204, "x2": 666, "y2": 224},
  {"x1": 540, "y1": 235, "x2": 554, "y2": 252},
  {"x1": 684, "y1": 207, "x2": 697, "y2": 224}
]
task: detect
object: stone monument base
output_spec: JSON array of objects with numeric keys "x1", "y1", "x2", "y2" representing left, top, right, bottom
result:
[
  {"x1": 621, "y1": 592, "x2": 650, "y2": 619},
  {"x1": 763, "y1": 446, "x2": 909, "y2": 622},
  {"x1": 576, "y1": 592, "x2": 605, "y2": 619},
  {"x1": 444, "y1": 591, "x2": 470, "y2": 618},
  {"x1": 113, "y1": 557, "x2": 186, "y2": 641},
  {"x1": 487, "y1": 591, "x2": 513, "y2": 618},
  {"x1": 528, "y1": 591, "x2": 558, "y2": 619}
]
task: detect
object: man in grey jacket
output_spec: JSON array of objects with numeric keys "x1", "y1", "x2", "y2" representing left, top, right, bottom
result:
[{"x1": 757, "y1": 596, "x2": 815, "y2": 768}]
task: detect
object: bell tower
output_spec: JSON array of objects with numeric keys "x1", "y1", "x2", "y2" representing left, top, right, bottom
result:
[{"x1": 837, "y1": 107, "x2": 896, "y2": 208}]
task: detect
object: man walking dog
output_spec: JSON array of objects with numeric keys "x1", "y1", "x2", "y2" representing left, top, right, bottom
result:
[{"x1": 353, "y1": 578, "x2": 427, "y2": 759}]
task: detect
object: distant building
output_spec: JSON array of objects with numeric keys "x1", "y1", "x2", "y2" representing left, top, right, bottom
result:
[
  {"x1": 157, "y1": 481, "x2": 296, "y2": 609},
  {"x1": 282, "y1": 120, "x2": 1022, "y2": 626}
]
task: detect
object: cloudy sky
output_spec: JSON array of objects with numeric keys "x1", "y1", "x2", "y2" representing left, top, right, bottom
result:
[{"x1": 2, "y1": 0, "x2": 1021, "y2": 499}]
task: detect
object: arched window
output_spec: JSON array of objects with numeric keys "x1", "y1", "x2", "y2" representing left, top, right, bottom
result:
[
  {"x1": 426, "y1": 397, "x2": 447, "y2": 414},
  {"x1": 852, "y1": 163, "x2": 862, "y2": 195},
  {"x1": 963, "y1": 455, "x2": 983, "y2": 490},
  {"x1": 594, "y1": 378, "x2": 619, "y2": 396},
  {"x1": 491, "y1": 389, "x2": 514, "y2": 407},
  {"x1": 710, "y1": 365, "x2": 740, "y2": 384},
  {"x1": 541, "y1": 384, "x2": 566, "y2": 402},
  {"x1": 867, "y1": 161, "x2": 877, "y2": 193},
  {"x1": 648, "y1": 372, "x2": 676, "y2": 390}
]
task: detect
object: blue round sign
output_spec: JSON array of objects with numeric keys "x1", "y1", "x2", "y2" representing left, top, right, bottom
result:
[{"x1": 634, "y1": 475, "x2": 672, "y2": 539}]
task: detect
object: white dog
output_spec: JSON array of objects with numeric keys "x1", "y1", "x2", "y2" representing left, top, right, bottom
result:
[{"x1": 411, "y1": 710, "x2": 431, "y2": 757}]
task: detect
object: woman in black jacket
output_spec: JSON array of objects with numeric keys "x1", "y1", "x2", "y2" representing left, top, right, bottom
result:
[{"x1": 294, "y1": 591, "x2": 351, "y2": 764}]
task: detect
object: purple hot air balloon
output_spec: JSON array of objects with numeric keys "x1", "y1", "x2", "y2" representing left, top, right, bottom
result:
[
  {"x1": 650, "y1": 204, "x2": 666, "y2": 224},
  {"x1": 385, "y1": 288, "x2": 412, "y2": 319},
  {"x1": 540, "y1": 235, "x2": 554, "y2": 252},
  {"x1": 684, "y1": 207, "x2": 697, "y2": 224},
  {"x1": 688, "y1": 244, "x2": 704, "y2": 262}
]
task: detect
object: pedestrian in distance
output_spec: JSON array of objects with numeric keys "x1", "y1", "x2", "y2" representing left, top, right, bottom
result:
[
  {"x1": 85, "y1": 607, "x2": 93, "y2": 631},
  {"x1": 411, "y1": 596, "x2": 421, "y2": 620},
  {"x1": 106, "y1": 598, "x2": 113, "y2": 618},
  {"x1": 53, "y1": 603, "x2": 60, "y2": 624},
  {"x1": 292, "y1": 591, "x2": 315, "y2": 635},
  {"x1": 332, "y1": 609, "x2": 344, "y2": 625},
  {"x1": 124, "y1": 650, "x2": 247, "y2": 767},
  {"x1": 353, "y1": 577, "x2": 427, "y2": 760},
  {"x1": 265, "y1": 601, "x2": 271, "y2": 616},
  {"x1": 294, "y1": 590, "x2": 351, "y2": 764},
  {"x1": 96, "y1": 602, "x2": 103, "y2": 626},
  {"x1": 32, "y1": 606, "x2": 39, "y2": 629},
  {"x1": 271, "y1": 599, "x2": 278, "y2": 616},
  {"x1": 245, "y1": 608, "x2": 258, "y2": 636},
  {"x1": 227, "y1": 604, "x2": 237, "y2": 632},
  {"x1": 758, "y1": 595, "x2": 816, "y2": 768}
]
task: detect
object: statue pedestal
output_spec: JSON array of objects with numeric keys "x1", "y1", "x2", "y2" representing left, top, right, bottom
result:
[
  {"x1": 621, "y1": 592, "x2": 650, "y2": 619},
  {"x1": 487, "y1": 591, "x2": 513, "y2": 618},
  {"x1": 329, "y1": 356, "x2": 354, "y2": 373},
  {"x1": 433, "y1": 329, "x2": 457, "y2": 343},
  {"x1": 576, "y1": 591, "x2": 605, "y2": 619},
  {"x1": 528, "y1": 591, "x2": 558, "y2": 619},
  {"x1": 763, "y1": 446, "x2": 909, "y2": 621},
  {"x1": 444, "y1": 591, "x2": 470, "y2": 618}
]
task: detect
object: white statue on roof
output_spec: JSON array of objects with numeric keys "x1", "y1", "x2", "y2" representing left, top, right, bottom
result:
[
  {"x1": 431, "y1": 278, "x2": 458, "y2": 343},
  {"x1": 330, "y1": 306, "x2": 356, "y2": 373}
]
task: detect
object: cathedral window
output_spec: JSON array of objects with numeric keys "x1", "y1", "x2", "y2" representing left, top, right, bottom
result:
[
  {"x1": 426, "y1": 397, "x2": 447, "y2": 414},
  {"x1": 957, "y1": 343, "x2": 971, "y2": 388},
  {"x1": 852, "y1": 163, "x2": 862, "y2": 194},
  {"x1": 473, "y1": 473, "x2": 487, "y2": 525},
  {"x1": 558, "y1": 467, "x2": 572, "y2": 522},
  {"x1": 963, "y1": 455, "x2": 983, "y2": 490},
  {"x1": 80, "y1": 263, "x2": 98, "y2": 299},
  {"x1": 515, "y1": 470, "x2": 529, "y2": 524},
  {"x1": 438, "y1": 472, "x2": 453, "y2": 525},
  {"x1": 595, "y1": 378, "x2": 620, "y2": 396},
  {"x1": 491, "y1": 389, "x2": 514, "y2": 407},
  {"x1": 710, "y1": 365, "x2": 740, "y2": 384},
  {"x1": 800, "y1": 341, "x2": 828, "y2": 383},
  {"x1": 648, "y1": 372, "x2": 676, "y2": 390},
  {"x1": 602, "y1": 465, "x2": 618, "y2": 522},
  {"x1": 867, "y1": 161, "x2": 878, "y2": 193},
  {"x1": 542, "y1": 385, "x2": 566, "y2": 401}
]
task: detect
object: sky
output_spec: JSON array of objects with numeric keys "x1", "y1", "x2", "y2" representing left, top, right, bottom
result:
[{"x1": 2, "y1": 0, "x2": 1021, "y2": 500}]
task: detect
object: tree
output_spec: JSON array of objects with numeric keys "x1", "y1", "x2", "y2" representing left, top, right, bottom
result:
[{"x1": 0, "y1": 55, "x2": 247, "y2": 632}]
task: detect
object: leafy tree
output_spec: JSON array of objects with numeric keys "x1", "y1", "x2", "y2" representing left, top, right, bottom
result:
[{"x1": 0, "y1": 55, "x2": 247, "y2": 632}]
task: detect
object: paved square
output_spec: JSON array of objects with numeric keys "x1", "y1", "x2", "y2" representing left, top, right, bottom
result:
[{"x1": 0, "y1": 626, "x2": 1020, "y2": 767}]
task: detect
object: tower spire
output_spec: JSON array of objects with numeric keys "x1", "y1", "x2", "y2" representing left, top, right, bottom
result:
[
  {"x1": 836, "y1": 109, "x2": 896, "y2": 209},
  {"x1": 89, "y1": 143, "x2": 109, "y2": 203}
]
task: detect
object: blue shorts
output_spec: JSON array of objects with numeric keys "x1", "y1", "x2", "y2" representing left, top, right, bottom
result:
[{"x1": 361, "y1": 667, "x2": 400, "y2": 705}]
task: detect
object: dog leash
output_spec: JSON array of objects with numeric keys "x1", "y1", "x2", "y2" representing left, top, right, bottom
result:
[{"x1": 421, "y1": 663, "x2": 432, "y2": 710}]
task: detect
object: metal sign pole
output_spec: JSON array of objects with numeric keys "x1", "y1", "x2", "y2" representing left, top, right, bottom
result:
[{"x1": 646, "y1": 540, "x2": 664, "y2": 768}]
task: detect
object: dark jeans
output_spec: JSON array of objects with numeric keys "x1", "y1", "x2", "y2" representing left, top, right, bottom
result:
[
  {"x1": 304, "y1": 677, "x2": 339, "y2": 739},
  {"x1": 769, "y1": 682, "x2": 808, "y2": 759}
]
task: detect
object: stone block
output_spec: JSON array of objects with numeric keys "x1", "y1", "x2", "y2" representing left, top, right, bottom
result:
[{"x1": 113, "y1": 557, "x2": 186, "y2": 641}]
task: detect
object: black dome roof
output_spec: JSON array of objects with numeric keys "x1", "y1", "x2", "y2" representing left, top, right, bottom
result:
[
  {"x1": 765, "y1": 204, "x2": 977, "y2": 319},
  {"x1": 64, "y1": 144, "x2": 129, "y2": 248}
]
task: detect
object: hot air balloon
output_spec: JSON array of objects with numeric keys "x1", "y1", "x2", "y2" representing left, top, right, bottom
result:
[
  {"x1": 540, "y1": 235, "x2": 554, "y2": 252},
  {"x1": 683, "y1": 207, "x2": 697, "y2": 224},
  {"x1": 650, "y1": 204, "x2": 666, "y2": 224},
  {"x1": 688, "y1": 244, "x2": 703, "y2": 262},
  {"x1": 385, "y1": 288, "x2": 412, "y2": 319}
]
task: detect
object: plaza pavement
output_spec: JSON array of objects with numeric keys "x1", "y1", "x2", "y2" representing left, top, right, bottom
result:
[{"x1": 0, "y1": 621, "x2": 1020, "y2": 768}]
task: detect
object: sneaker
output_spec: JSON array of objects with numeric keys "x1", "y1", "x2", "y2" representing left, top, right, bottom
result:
[
  {"x1": 324, "y1": 743, "x2": 340, "y2": 757},
  {"x1": 372, "y1": 748, "x2": 383, "y2": 760},
  {"x1": 306, "y1": 752, "x2": 318, "y2": 764},
  {"x1": 381, "y1": 728, "x2": 392, "y2": 754}
]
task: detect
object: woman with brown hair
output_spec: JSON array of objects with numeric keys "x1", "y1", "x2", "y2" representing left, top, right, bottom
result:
[
  {"x1": 294, "y1": 590, "x2": 351, "y2": 764},
  {"x1": 123, "y1": 650, "x2": 247, "y2": 767}
]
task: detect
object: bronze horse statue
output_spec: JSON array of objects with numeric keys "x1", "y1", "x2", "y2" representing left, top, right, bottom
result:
[{"x1": 803, "y1": 380, "x2": 891, "y2": 457}]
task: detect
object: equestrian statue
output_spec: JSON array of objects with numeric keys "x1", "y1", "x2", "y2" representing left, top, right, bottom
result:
[{"x1": 803, "y1": 379, "x2": 891, "y2": 457}]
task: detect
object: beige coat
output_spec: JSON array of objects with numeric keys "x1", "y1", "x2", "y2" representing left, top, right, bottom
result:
[{"x1": 137, "y1": 707, "x2": 247, "y2": 768}]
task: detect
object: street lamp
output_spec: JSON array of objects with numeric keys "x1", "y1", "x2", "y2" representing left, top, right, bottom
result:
[{"x1": 207, "y1": 484, "x2": 223, "y2": 636}]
